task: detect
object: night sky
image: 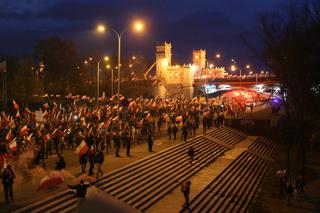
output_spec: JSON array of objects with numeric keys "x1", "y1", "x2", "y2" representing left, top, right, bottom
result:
[{"x1": 0, "y1": 0, "x2": 304, "y2": 69}]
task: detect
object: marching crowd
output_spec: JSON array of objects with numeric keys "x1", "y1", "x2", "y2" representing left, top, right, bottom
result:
[{"x1": 0, "y1": 95, "x2": 257, "y2": 204}]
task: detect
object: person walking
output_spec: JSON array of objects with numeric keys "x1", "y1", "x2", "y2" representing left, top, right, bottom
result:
[
  {"x1": 113, "y1": 131, "x2": 121, "y2": 157},
  {"x1": 79, "y1": 151, "x2": 88, "y2": 173},
  {"x1": 182, "y1": 122, "x2": 188, "y2": 142},
  {"x1": 187, "y1": 147, "x2": 195, "y2": 164},
  {"x1": 1, "y1": 165, "x2": 15, "y2": 204},
  {"x1": 181, "y1": 179, "x2": 191, "y2": 211},
  {"x1": 88, "y1": 149, "x2": 95, "y2": 176},
  {"x1": 95, "y1": 151, "x2": 104, "y2": 179},
  {"x1": 167, "y1": 122, "x2": 172, "y2": 140},
  {"x1": 148, "y1": 133, "x2": 154, "y2": 152},
  {"x1": 172, "y1": 123, "x2": 178, "y2": 140}
]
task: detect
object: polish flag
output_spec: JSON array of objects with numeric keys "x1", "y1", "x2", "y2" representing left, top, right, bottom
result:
[
  {"x1": 13, "y1": 100, "x2": 19, "y2": 110},
  {"x1": 43, "y1": 102, "x2": 49, "y2": 109},
  {"x1": 98, "y1": 122, "x2": 105, "y2": 129},
  {"x1": 75, "y1": 140, "x2": 89, "y2": 156},
  {"x1": 15, "y1": 110, "x2": 21, "y2": 118},
  {"x1": 5, "y1": 129, "x2": 12, "y2": 141},
  {"x1": 20, "y1": 125, "x2": 28, "y2": 136},
  {"x1": 8, "y1": 138, "x2": 17, "y2": 151},
  {"x1": 27, "y1": 133, "x2": 33, "y2": 142},
  {"x1": 24, "y1": 107, "x2": 32, "y2": 115},
  {"x1": 104, "y1": 118, "x2": 112, "y2": 129}
]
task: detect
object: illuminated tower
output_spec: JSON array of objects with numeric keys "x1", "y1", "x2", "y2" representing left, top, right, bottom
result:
[
  {"x1": 156, "y1": 42, "x2": 172, "y2": 81},
  {"x1": 192, "y1": 49, "x2": 206, "y2": 69}
]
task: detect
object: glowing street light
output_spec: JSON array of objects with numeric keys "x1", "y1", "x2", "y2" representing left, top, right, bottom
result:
[
  {"x1": 104, "y1": 56, "x2": 109, "y2": 61},
  {"x1": 96, "y1": 19, "x2": 145, "y2": 109},
  {"x1": 84, "y1": 60, "x2": 88, "y2": 64},
  {"x1": 246, "y1": 64, "x2": 251, "y2": 69},
  {"x1": 129, "y1": 64, "x2": 133, "y2": 68},
  {"x1": 249, "y1": 71, "x2": 253, "y2": 75},
  {"x1": 215, "y1": 53, "x2": 221, "y2": 59},
  {"x1": 133, "y1": 21, "x2": 144, "y2": 32},
  {"x1": 209, "y1": 64, "x2": 214, "y2": 69},
  {"x1": 96, "y1": 24, "x2": 106, "y2": 33},
  {"x1": 132, "y1": 56, "x2": 136, "y2": 60}
]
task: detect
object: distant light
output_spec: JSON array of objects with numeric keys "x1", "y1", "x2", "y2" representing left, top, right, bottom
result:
[
  {"x1": 97, "y1": 24, "x2": 106, "y2": 33},
  {"x1": 84, "y1": 60, "x2": 88, "y2": 64},
  {"x1": 74, "y1": 115, "x2": 78, "y2": 120},
  {"x1": 104, "y1": 56, "x2": 109, "y2": 61},
  {"x1": 216, "y1": 54, "x2": 221, "y2": 59},
  {"x1": 209, "y1": 64, "x2": 214, "y2": 69},
  {"x1": 106, "y1": 65, "x2": 111, "y2": 69},
  {"x1": 195, "y1": 55, "x2": 199, "y2": 59},
  {"x1": 89, "y1": 57, "x2": 93, "y2": 61},
  {"x1": 132, "y1": 56, "x2": 136, "y2": 60},
  {"x1": 246, "y1": 64, "x2": 250, "y2": 69},
  {"x1": 231, "y1": 65, "x2": 237, "y2": 71}
]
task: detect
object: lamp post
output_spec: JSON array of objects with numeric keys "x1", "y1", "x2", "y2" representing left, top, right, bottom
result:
[
  {"x1": 96, "y1": 20, "x2": 144, "y2": 107},
  {"x1": 96, "y1": 57, "x2": 109, "y2": 101}
]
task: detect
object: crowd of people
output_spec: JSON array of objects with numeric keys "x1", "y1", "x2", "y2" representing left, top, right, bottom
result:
[
  {"x1": 0, "y1": 94, "x2": 266, "y2": 204},
  {"x1": 0, "y1": 96, "x2": 232, "y2": 172}
]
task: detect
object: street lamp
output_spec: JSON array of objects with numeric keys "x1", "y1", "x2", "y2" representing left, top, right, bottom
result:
[
  {"x1": 97, "y1": 56, "x2": 110, "y2": 100},
  {"x1": 215, "y1": 53, "x2": 221, "y2": 59},
  {"x1": 96, "y1": 20, "x2": 145, "y2": 107}
]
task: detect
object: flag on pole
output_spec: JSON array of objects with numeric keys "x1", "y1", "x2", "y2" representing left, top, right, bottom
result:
[
  {"x1": 0, "y1": 61, "x2": 6, "y2": 72},
  {"x1": 43, "y1": 102, "x2": 49, "y2": 109},
  {"x1": 75, "y1": 140, "x2": 89, "y2": 156},
  {"x1": 24, "y1": 107, "x2": 31, "y2": 115},
  {"x1": 20, "y1": 125, "x2": 28, "y2": 136},
  {"x1": 5, "y1": 129, "x2": 12, "y2": 141},
  {"x1": 15, "y1": 110, "x2": 20, "y2": 118},
  {"x1": 13, "y1": 100, "x2": 19, "y2": 110},
  {"x1": 8, "y1": 138, "x2": 17, "y2": 151}
]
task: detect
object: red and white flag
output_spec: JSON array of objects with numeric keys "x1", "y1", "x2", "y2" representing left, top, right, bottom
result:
[
  {"x1": 75, "y1": 140, "x2": 89, "y2": 156},
  {"x1": 24, "y1": 107, "x2": 31, "y2": 115},
  {"x1": 13, "y1": 100, "x2": 19, "y2": 110},
  {"x1": 15, "y1": 110, "x2": 21, "y2": 118},
  {"x1": 20, "y1": 125, "x2": 28, "y2": 136},
  {"x1": 5, "y1": 129, "x2": 12, "y2": 141},
  {"x1": 43, "y1": 102, "x2": 49, "y2": 109},
  {"x1": 8, "y1": 138, "x2": 17, "y2": 151}
]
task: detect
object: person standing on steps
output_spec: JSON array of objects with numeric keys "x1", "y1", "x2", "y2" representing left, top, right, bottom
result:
[
  {"x1": 187, "y1": 147, "x2": 195, "y2": 164},
  {"x1": 181, "y1": 179, "x2": 191, "y2": 211}
]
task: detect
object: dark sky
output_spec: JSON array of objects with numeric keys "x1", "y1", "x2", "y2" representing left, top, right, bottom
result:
[{"x1": 0, "y1": 0, "x2": 304, "y2": 69}]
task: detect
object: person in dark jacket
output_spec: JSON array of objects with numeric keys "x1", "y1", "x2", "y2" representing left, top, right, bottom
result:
[
  {"x1": 113, "y1": 132, "x2": 121, "y2": 157},
  {"x1": 187, "y1": 147, "x2": 195, "y2": 164},
  {"x1": 55, "y1": 154, "x2": 66, "y2": 171},
  {"x1": 79, "y1": 152, "x2": 87, "y2": 173},
  {"x1": 148, "y1": 134, "x2": 153, "y2": 152},
  {"x1": 172, "y1": 123, "x2": 178, "y2": 140},
  {"x1": 1, "y1": 165, "x2": 15, "y2": 204},
  {"x1": 68, "y1": 180, "x2": 91, "y2": 197},
  {"x1": 181, "y1": 179, "x2": 191, "y2": 210},
  {"x1": 95, "y1": 151, "x2": 104, "y2": 178},
  {"x1": 88, "y1": 149, "x2": 95, "y2": 176}
]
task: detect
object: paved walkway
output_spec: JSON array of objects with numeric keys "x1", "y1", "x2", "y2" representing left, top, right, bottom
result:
[{"x1": 149, "y1": 136, "x2": 257, "y2": 213}]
